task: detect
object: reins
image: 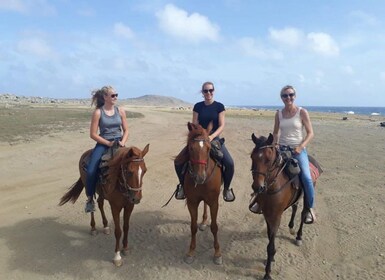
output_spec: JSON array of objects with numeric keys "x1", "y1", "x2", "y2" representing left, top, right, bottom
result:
[{"x1": 119, "y1": 158, "x2": 144, "y2": 193}]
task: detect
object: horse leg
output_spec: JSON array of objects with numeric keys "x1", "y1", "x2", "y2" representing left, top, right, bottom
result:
[
  {"x1": 121, "y1": 204, "x2": 134, "y2": 256},
  {"x1": 295, "y1": 208, "x2": 306, "y2": 246},
  {"x1": 184, "y1": 201, "x2": 198, "y2": 264},
  {"x1": 199, "y1": 202, "x2": 209, "y2": 231},
  {"x1": 288, "y1": 203, "x2": 298, "y2": 235},
  {"x1": 209, "y1": 200, "x2": 222, "y2": 265},
  {"x1": 111, "y1": 206, "x2": 123, "y2": 267},
  {"x1": 263, "y1": 217, "x2": 280, "y2": 280},
  {"x1": 90, "y1": 212, "x2": 97, "y2": 235},
  {"x1": 97, "y1": 196, "x2": 110, "y2": 235}
]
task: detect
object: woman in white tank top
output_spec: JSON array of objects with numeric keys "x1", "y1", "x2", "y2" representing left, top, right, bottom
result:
[{"x1": 272, "y1": 85, "x2": 316, "y2": 224}]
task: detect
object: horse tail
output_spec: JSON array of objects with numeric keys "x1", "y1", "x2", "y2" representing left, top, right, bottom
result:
[{"x1": 58, "y1": 178, "x2": 84, "y2": 206}]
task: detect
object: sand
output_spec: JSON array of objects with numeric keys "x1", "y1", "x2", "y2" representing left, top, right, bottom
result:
[{"x1": 0, "y1": 106, "x2": 385, "y2": 280}]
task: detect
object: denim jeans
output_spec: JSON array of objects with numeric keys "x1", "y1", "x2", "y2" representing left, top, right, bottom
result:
[
  {"x1": 86, "y1": 143, "x2": 109, "y2": 197},
  {"x1": 293, "y1": 148, "x2": 315, "y2": 209}
]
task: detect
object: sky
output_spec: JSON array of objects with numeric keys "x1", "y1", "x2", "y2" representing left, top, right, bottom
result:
[{"x1": 1, "y1": 0, "x2": 385, "y2": 107}]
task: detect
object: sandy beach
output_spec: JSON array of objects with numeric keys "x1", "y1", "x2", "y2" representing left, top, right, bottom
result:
[{"x1": 1, "y1": 105, "x2": 385, "y2": 280}]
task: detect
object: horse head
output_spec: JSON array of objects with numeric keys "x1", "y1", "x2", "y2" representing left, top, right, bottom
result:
[
  {"x1": 187, "y1": 122, "x2": 211, "y2": 185},
  {"x1": 250, "y1": 133, "x2": 279, "y2": 192},
  {"x1": 110, "y1": 144, "x2": 149, "y2": 204}
]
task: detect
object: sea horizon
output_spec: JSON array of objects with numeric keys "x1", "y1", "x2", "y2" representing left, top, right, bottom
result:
[{"x1": 231, "y1": 105, "x2": 385, "y2": 116}]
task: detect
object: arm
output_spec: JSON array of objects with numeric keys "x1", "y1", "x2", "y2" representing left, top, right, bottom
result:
[
  {"x1": 272, "y1": 110, "x2": 280, "y2": 145},
  {"x1": 119, "y1": 107, "x2": 129, "y2": 147},
  {"x1": 208, "y1": 111, "x2": 225, "y2": 141},
  {"x1": 294, "y1": 108, "x2": 314, "y2": 154},
  {"x1": 192, "y1": 111, "x2": 199, "y2": 125},
  {"x1": 89, "y1": 109, "x2": 113, "y2": 147}
]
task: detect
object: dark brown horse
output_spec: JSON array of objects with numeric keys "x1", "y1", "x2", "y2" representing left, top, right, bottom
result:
[
  {"x1": 59, "y1": 144, "x2": 149, "y2": 267},
  {"x1": 250, "y1": 133, "x2": 321, "y2": 280},
  {"x1": 179, "y1": 122, "x2": 223, "y2": 265}
]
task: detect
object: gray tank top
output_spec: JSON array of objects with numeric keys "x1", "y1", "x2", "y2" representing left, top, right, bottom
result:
[{"x1": 99, "y1": 106, "x2": 122, "y2": 140}]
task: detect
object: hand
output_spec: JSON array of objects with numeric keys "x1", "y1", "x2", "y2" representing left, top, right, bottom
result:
[
  {"x1": 118, "y1": 141, "x2": 125, "y2": 147},
  {"x1": 293, "y1": 146, "x2": 303, "y2": 154},
  {"x1": 108, "y1": 141, "x2": 114, "y2": 147}
]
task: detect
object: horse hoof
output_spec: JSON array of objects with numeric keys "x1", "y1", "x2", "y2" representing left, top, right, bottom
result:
[
  {"x1": 199, "y1": 223, "x2": 208, "y2": 231},
  {"x1": 289, "y1": 227, "x2": 295, "y2": 235},
  {"x1": 103, "y1": 227, "x2": 110, "y2": 235},
  {"x1": 90, "y1": 229, "x2": 97, "y2": 236},
  {"x1": 184, "y1": 255, "x2": 195, "y2": 264},
  {"x1": 121, "y1": 249, "x2": 129, "y2": 256},
  {"x1": 295, "y1": 239, "x2": 303, "y2": 246},
  {"x1": 213, "y1": 255, "x2": 223, "y2": 265},
  {"x1": 113, "y1": 259, "x2": 122, "y2": 267}
]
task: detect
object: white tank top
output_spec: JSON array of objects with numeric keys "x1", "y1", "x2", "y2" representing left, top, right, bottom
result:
[{"x1": 278, "y1": 107, "x2": 304, "y2": 147}]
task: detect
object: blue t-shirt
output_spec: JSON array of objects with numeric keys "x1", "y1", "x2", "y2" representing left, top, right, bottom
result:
[{"x1": 193, "y1": 101, "x2": 225, "y2": 135}]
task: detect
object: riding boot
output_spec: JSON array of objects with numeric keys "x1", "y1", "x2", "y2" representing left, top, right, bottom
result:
[
  {"x1": 175, "y1": 184, "x2": 185, "y2": 200},
  {"x1": 85, "y1": 196, "x2": 96, "y2": 213},
  {"x1": 223, "y1": 186, "x2": 235, "y2": 202}
]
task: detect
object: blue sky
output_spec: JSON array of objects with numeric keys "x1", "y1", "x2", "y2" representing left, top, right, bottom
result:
[{"x1": 1, "y1": 0, "x2": 385, "y2": 106}]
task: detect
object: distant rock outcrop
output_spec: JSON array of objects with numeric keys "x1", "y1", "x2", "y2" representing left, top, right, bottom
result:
[{"x1": 0, "y1": 93, "x2": 191, "y2": 107}]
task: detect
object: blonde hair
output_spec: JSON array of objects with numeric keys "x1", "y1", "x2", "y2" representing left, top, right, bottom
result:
[
  {"x1": 280, "y1": 85, "x2": 296, "y2": 95},
  {"x1": 201, "y1": 81, "x2": 215, "y2": 92},
  {"x1": 91, "y1": 86, "x2": 115, "y2": 108}
]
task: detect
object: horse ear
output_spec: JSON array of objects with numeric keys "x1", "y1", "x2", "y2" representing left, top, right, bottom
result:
[
  {"x1": 251, "y1": 133, "x2": 258, "y2": 144},
  {"x1": 267, "y1": 133, "x2": 274, "y2": 145},
  {"x1": 187, "y1": 122, "x2": 193, "y2": 131},
  {"x1": 206, "y1": 121, "x2": 213, "y2": 135},
  {"x1": 142, "y1": 144, "x2": 150, "y2": 157}
]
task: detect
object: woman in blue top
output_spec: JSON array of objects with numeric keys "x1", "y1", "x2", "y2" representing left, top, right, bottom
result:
[
  {"x1": 174, "y1": 81, "x2": 235, "y2": 202},
  {"x1": 85, "y1": 86, "x2": 129, "y2": 213}
]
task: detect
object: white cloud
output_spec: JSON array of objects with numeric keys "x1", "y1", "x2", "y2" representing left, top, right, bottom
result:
[
  {"x1": 239, "y1": 37, "x2": 283, "y2": 60},
  {"x1": 269, "y1": 27, "x2": 304, "y2": 47},
  {"x1": 156, "y1": 4, "x2": 220, "y2": 43},
  {"x1": 380, "y1": 72, "x2": 385, "y2": 81},
  {"x1": 114, "y1": 22, "x2": 134, "y2": 40},
  {"x1": 342, "y1": 65, "x2": 354, "y2": 75},
  {"x1": 0, "y1": 0, "x2": 26, "y2": 12},
  {"x1": 307, "y1": 32, "x2": 339, "y2": 56},
  {"x1": 17, "y1": 38, "x2": 55, "y2": 58},
  {"x1": 0, "y1": 0, "x2": 56, "y2": 15},
  {"x1": 350, "y1": 10, "x2": 379, "y2": 26}
]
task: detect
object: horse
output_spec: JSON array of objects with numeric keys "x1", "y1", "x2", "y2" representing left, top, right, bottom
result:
[
  {"x1": 250, "y1": 133, "x2": 321, "y2": 280},
  {"x1": 59, "y1": 144, "x2": 149, "y2": 267},
  {"x1": 180, "y1": 122, "x2": 223, "y2": 265}
]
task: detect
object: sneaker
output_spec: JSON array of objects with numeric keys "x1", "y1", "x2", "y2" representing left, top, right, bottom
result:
[
  {"x1": 223, "y1": 188, "x2": 235, "y2": 202},
  {"x1": 85, "y1": 199, "x2": 96, "y2": 213},
  {"x1": 175, "y1": 184, "x2": 185, "y2": 200},
  {"x1": 304, "y1": 208, "x2": 316, "y2": 224}
]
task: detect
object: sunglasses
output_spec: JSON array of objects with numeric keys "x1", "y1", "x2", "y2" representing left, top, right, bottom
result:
[
  {"x1": 110, "y1": 94, "x2": 118, "y2": 98},
  {"x1": 202, "y1": 89, "x2": 214, "y2": 94},
  {"x1": 281, "y1": 93, "x2": 295, "y2": 98}
]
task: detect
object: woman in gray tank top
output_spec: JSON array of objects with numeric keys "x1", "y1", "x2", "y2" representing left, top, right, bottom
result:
[{"x1": 85, "y1": 86, "x2": 129, "y2": 213}]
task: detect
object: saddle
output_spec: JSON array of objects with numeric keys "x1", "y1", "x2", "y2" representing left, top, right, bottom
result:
[{"x1": 81, "y1": 141, "x2": 121, "y2": 185}]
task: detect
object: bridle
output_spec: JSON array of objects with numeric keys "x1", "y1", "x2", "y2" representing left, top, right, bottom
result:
[
  {"x1": 188, "y1": 137, "x2": 217, "y2": 185},
  {"x1": 251, "y1": 144, "x2": 288, "y2": 194},
  {"x1": 119, "y1": 157, "x2": 145, "y2": 194}
]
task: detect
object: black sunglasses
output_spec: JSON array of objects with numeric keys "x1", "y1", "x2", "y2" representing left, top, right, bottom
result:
[
  {"x1": 281, "y1": 93, "x2": 295, "y2": 98},
  {"x1": 202, "y1": 89, "x2": 214, "y2": 94},
  {"x1": 110, "y1": 94, "x2": 118, "y2": 98}
]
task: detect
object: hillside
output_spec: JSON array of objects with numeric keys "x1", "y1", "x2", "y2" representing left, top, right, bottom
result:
[{"x1": 0, "y1": 94, "x2": 192, "y2": 107}]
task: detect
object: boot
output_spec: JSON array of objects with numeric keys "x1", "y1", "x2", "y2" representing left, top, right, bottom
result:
[
  {"x1": 249, "y1": 195, "x2": 262, "y2": 214},
  {"x1": 223, "y1": 187, "x2": 235, "y2": 202},
  {"x1": 85, "y1": 196, "x2": 96, "y2": 213},
  {"x1": 175, "y1": 184, "x2": 185, "y2": 200}
]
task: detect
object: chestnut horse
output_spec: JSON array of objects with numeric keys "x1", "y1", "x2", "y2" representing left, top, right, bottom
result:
[
  {"x1": 181, "y1": 122, "x2": 223, "y2": 265},
  {"x1": 250, "y1": 133, "x2": 321, "y2": 280},
  {"x1": 59, "y1": 144, "x2": 149, "y2": 267}
]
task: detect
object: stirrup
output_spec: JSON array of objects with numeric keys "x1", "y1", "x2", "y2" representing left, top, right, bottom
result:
[
  {"x1": 223, "y1": 188, "x2": 235, "y2": 202},
  {"x1": 249, "y1": 194, "x2": 262, "y2": 214},
  {"x1": 174, "y1": 184, "x2": 185, "y2": 200}
]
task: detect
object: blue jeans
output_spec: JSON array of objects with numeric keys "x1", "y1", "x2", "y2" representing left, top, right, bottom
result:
[
  {"x1": 86, "y1": 143, "x2": 109, "y2": 197},
  {"x1": 293, "y1": 148, "x2": 315, "y2": 209}
]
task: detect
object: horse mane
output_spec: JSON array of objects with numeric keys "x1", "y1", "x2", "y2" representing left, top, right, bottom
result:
[
  {"x1": 251, "y1": 135, "x2": 267, "y2": 155},
  {"x1": 187, "y1": 124, "x2": 207, "y2": 144}
]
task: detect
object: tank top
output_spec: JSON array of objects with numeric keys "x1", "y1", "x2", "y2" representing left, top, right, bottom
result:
[
  {"x1": 278, "y1": 107, "x2": 304, "y2": 147},
  {"x1": 99, "y1": 106, "x2": 122, "y2": 140}
]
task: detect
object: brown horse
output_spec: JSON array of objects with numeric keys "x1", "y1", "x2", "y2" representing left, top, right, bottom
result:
[
  {"x1": 181, "y1": 122, "x2": 223, "y2": 265},
  {"x1": 250, "y1": 133, "x2": 321, "y2": 280},
  {"x1": 59, "y1": 144, "x2": 149, "y2": 267}
]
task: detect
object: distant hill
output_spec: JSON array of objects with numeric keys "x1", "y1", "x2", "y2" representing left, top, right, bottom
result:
[
  {"x1": 0, "y1": 93, "x2": 192, "y2": 107},
  {"x1": 122, "y1": 95, "x2": 192, "y2": 107}
]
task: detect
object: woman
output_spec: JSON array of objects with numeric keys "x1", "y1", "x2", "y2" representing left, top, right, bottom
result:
[
  {"x1": 272, "y1": 85, "x2": 316, "y2": 223},
  {"x1": 85, "y1": 86, "x2": 129, "y2": 213},
  {"x1": 174, "y1": 81, "x2": 235, "y2": 202}
]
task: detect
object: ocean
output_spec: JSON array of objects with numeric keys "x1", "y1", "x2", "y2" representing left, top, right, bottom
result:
[{"x1": 233, "y1": 106, "x2": 385, "y2": 116}]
